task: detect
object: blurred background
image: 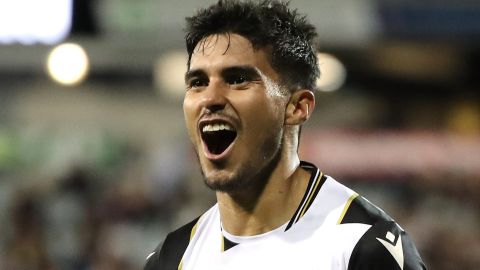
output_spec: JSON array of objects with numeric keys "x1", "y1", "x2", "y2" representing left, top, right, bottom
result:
[{"x1": 0, "y1": 0, "x2": 479, "y2": 269}]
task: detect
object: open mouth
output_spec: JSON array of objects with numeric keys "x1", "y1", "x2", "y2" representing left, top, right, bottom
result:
[{"x1": 200, "y1": 122, "x2": 237, "y2": 156}]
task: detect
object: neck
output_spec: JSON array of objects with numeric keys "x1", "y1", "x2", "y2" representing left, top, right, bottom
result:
[{"x1": 217, "y1": 137, "x2": 310, "y2": 236}]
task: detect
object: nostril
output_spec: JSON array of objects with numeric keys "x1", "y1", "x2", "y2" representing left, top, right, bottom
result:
[{"x1": 206, "y1": 104, "x2": 225, "y2": 113}]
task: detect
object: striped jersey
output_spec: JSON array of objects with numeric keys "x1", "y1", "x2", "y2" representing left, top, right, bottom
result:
[{"x1": 145, "y1": 161, "x2": 426, "y2": 270}]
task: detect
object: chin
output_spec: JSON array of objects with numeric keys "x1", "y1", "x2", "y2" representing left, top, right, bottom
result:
[
  {"x1": 202, "y1": 170, "x2": 245, "y2": 192},
  {"x1": 197, "y1": 133, "x2": 283, "y2": 193}
]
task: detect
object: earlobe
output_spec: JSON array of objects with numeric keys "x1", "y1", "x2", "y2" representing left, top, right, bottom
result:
[{"x1": 285, "y1": 90, "x2": 315, "y2": 125}]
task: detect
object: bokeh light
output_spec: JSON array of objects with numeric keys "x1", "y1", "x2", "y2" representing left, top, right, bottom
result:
[
  {"x1": 153, "y1": 51, "x2": 187, "y2": 100},
  {"x1": 46, "y1": 43, "x2": 90, "y2": 86},
  {"x1": 316, "y1": 52, "x2": 347, "y2": 92}
]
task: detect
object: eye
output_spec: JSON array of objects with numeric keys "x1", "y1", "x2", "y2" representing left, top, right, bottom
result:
[
  {"x1": 226, "y1": 74, "x2": 248, "y2": 85},
  {"x1": 186, "y1": 78, "x2": 208, "y2": 90}
]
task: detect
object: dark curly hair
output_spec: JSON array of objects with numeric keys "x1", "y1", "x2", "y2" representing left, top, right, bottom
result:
[{"x1": 185, "y1": 0, "x2": 319, "y2": 92}]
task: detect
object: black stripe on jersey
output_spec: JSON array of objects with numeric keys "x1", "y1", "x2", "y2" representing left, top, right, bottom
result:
[
  {"x1": 144, "y1": 217, "x2": 200, "y2": 270},
  {"x1": 347, "y1": 220, "x2": 427, "y2": 270},
  {"x1": 301, "y1": 174, "x2": 326, "y2": 216},
  {"x1": 285, "y1": 161, "x2": 324, "y2": 232},
  {"x1": 339, "y1": 195, "x2": 393, "y2": 225},
  {"x1": 340, "y1": 196, "x2": 427, "y2": 269},
  {"x1": 222, "y1": 236, "x2": 239, "y2": 252}
]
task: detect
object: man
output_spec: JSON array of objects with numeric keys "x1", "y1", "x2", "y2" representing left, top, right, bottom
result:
[{"x1": 145, "y1": 0, "x2": 426, "y2": 269}]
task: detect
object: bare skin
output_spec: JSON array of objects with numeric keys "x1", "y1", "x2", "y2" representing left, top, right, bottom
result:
[
  {"x1": 183, "y1": 33, "x2": 315, "y2": 236},
  {"x1": 217, "y1": 158, "x2": 312, "y2": 236}
]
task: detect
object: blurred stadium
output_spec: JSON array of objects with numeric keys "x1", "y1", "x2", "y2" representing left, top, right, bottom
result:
[{"x1": 0, "y1": 0, "x2": 479, "y2": 269}]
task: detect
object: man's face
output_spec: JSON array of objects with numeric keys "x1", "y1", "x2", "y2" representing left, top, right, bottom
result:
[{"x1": 183, "y1": 33, "x2": 289, "y2": 192}]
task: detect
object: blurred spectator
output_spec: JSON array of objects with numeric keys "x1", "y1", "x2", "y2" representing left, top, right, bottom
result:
[{"x1": 3, "y1": 192, "x2": 54, "y2": 270}]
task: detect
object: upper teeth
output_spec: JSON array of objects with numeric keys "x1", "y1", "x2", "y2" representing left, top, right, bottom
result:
[{"x1": 202, "y1": 123, "x2": 234, "y2": 132}]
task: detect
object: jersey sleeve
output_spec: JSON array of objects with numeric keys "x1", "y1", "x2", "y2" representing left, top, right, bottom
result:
[
  {"x1": 339, "y1": 195, "x2": 427, "y2": 270},
  {"x1": 144, "y1": 217, "x2": 200, "y2": 270},
  {"x1": 347, "y1": 220, "x2": 426, "y2": 270}
]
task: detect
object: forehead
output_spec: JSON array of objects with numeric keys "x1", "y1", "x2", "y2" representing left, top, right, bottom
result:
[
  {"x1": 190, "y1": 34, "x2": 277, "y2": 79},
  {"x1": 193, "y1": 33, "x2": 254, "y2": 57}
]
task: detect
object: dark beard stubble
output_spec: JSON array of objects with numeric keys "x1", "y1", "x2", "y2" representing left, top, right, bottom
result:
[{"x1": 197, "y1": 131, "x2": 284, "y2": 195}]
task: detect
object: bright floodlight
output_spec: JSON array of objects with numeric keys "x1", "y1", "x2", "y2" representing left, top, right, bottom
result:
[
  {"x1": 316, "y1": 53, "x2": 347, "y2": 92},
  {"x1": 0, "y1": 0, "x2": 72, "y2": 44},
  {"x1": 47, "y1": 43, "x2": 90, "y2": 86}
]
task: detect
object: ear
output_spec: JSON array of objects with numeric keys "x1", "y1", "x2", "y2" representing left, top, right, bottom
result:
[{"x1": 285, "y1": 90, "x2": 315, "y2": 125}]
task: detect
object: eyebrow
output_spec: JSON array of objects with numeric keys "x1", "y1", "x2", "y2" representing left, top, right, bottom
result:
[
  {"x1": 184, "y1": 65, "x2": 261, "y2": 82},
  {"x1": 221, "y1": 66, "x2": 261, "y2": 79},
  {"x1": 184, "y1": 69, "x2": 206, "y2": 83}
]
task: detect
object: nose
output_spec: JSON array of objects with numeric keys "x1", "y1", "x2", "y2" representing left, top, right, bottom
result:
[{"x1": 200, "y1": 79, "x2": 228, "y2": 113}]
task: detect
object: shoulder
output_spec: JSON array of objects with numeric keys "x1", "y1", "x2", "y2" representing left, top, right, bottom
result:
[
  {"x1": 339, "y1": 195, "x2": 426, "y2": 270},
  {"x1": 143, "y1": 217, "x2": 200, "y2": 270},
  {"x1": 144, "y1": 204, "x2": 219, "y2": 270},
  {"x1": 339, "y1": 193, "x2": 393, "y2": 225}
]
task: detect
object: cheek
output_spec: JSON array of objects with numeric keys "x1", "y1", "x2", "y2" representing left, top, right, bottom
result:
[
  {"x1": 182, "y1": 96, "x2": 192, "y2": 118},
  {"x1": 241, "y1": 95, "x2": 286, "y2": 133},
  {"x1": 183, "y1": 93, "x2": 200, "y2": 118},
  {"x1": 256, "y1": 95, "x2": 286, "y2": 122},
  {"x1": 183, "y1": 96, "x2": 198, "y2": 138}
]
